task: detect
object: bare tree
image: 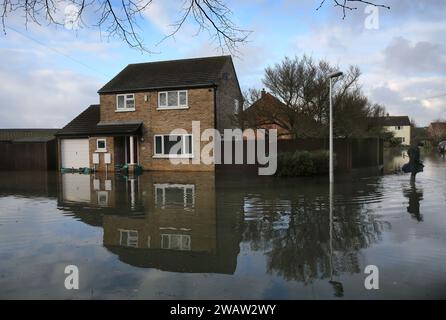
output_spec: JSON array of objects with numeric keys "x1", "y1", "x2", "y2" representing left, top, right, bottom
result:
[
  {"x1": 1, "y1": 1, "x2": 391, "y2": 53},
  {"x1": 238, "y1": 55, "x2": 387, "y2": 139},
  {"x1": 0, "y1": 0, "x2": 250, "y2": 53},
  {"x1": 317, "y1": 0, "x2": 390, "y2": 19}
]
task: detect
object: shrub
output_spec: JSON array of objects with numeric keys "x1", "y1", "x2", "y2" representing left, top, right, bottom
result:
[{"x1": 276, "y1": 150, "x2": 331, "y2": 177}]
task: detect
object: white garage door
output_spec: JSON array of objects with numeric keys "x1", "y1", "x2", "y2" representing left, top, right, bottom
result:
[{"x1": 61, "y1": 139, "x2": 89, "y2": 168}]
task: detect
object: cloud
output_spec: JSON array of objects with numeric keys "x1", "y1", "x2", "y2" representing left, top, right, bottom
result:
[
  {"x1": 369, "y1": 76, "x2": 446, "y2": 125},
  {"x1": 0, "y1": 48, "x2": 100, "y2": 128},
  {"x1": 143, "y1": 1, "x2": 175, "y2": 35},
  {"x1": 383, "y1": 37, "x2": 446, "y2": 75}
]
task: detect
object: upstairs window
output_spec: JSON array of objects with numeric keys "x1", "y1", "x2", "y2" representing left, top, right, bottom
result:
[
  {"x1": 161, "y1": 234, "x2": 191, "y2": 251},
  {"x1": 158, "y1": 90, "x2": 188, "y2": 109},
  {"x1": 116, "y1": 94, "x2": 135, "y2": 111},
  {"x1": 119, "y1": 229, "x2": 138, "y2": 248}
]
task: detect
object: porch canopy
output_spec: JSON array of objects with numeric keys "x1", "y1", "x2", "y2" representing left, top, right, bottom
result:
[{"x1": 55, "y1": 104, "x2": 142, "y2": 137}]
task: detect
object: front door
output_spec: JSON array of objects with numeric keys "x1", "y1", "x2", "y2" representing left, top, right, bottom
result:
[{"x1": 125, "y1": 136, "x2": 138, "y2": 165}]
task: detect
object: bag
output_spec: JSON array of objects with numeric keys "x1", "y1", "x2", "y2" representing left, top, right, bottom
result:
[{"x1": 402, "y1": 163, "x2": 411, "y2": 173}]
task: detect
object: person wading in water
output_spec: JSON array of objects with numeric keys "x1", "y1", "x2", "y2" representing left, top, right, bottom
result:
[{"x1": 407, "y1": 141, "x2": 424, "y2": 182}]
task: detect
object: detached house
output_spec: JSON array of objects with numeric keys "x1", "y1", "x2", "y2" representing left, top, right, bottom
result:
[
  {"x1": 56, "y1": 56, "x2": 242, "y2": 172},
  {"x1": 379, "y1": 115, "x2": 411, "y2": 146}
]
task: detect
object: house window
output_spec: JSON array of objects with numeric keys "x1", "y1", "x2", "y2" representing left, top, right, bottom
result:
[
  {"x1": 96, "y1": 139, "x2": 106, "y2": 152},
  {"x1": 395, "y1": 126, "x2": 401, "y2": 130},
  {"x1": 97, "y1": 191, "x2": 109, "y2": 206},
  {"x1": 154, "y1": 183, "x2": 195, "y2": 210},
  {"x1": 234, "y1": 99, "x2": 240, "y2": 114},
  {"x1": 119, "y1": 229, "x2": 138, "y2": 248},
  {"x1": 158, "y1": 90, "x2": 188, "y2": 109},
  {"x1": 116, "y1": 94, "x2": 135, "y2": 111},
  {"x1": 153, "y1": 134, "x2": 193, "y2": 158},
  {"x1": 161, "y1": 234, "x2": 191, "y2": 251}
]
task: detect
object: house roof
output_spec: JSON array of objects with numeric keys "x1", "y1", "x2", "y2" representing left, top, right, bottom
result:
[
  {"x1": 379, "y1": 116, "x2": 411, "y2": 127},
  {"x1": 98, "y1": 55, "x2": 231, "y2": 94},
  {"x1": 55, "y1": 105, "x2": 142, "y2": 137},
  {"x1": 0, "y1": 129, "x2": 59, "y2": 142},
  {"x1": 245, "y1": 91, "x2": 288, "y2": 115},
  {"x1": 429, "y1": 122, "x2": 446, "y2": 130}
]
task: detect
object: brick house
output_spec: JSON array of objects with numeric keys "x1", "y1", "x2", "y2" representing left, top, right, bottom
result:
[
  {"x1": 427, "y1": 122, "x2": 446, "y2": 142},
  {"x1": 55, "y1": 56, "x2": 242, "y2": 172},
  {"x1": 243, "y1": 89, "x2": 293, "y2": 139}
]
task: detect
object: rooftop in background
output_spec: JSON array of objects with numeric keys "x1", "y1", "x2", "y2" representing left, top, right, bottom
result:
[
  {"x1": 428, "y1": 121, "x2": 446, "y2": 127},
  {"x1": 98, "y1": 55, "x2": 232, "y2": 94},
  {"x1": 245, "y1": 89, "x2": 288, "y2": 114},
  {"x1": 55, "y1": 105, "x2": 142, "y2": 137},
  {"x1": 379, "y1": 116, "x2": 411, "y2": 127},
  {"x1": 0, "y1": 129, "x2": 59, "y2": 142}
]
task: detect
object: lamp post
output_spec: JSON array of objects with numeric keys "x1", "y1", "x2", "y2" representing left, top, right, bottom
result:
[
  {"x1": 327, "y1": 71, "x2": 343, "y2": 184},
  {"x1": 327, "y1": 70, "x2": 343, "y2": 297}
]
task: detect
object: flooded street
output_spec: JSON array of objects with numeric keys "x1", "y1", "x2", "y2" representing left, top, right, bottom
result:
[{"x1": 1, "y1": 152, "x2": 446, "y2": 299}]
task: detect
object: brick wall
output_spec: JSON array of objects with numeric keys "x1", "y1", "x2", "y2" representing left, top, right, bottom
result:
[
  {"x1": 215, "y1": 59, "x2": 243, "y2": 131},
  {"x1": 99, "y1": 88, "x2": 216, "y2": 171},
  {"x1": 89, "y1": 136, "x2": 115, "y2": 171}
]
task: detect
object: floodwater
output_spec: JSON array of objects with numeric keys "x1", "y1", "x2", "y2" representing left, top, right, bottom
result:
[{"x1": 0, "y1": 151, "x2": 446, "y2": 299}]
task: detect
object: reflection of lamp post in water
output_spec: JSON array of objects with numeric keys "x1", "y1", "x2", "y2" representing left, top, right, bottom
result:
[
  {"x1": 328, "y1": 182, "x2": 344, "y2": 297},
  {"x1": 327, "y1": 71, "x2": 343, "y2": 184}
]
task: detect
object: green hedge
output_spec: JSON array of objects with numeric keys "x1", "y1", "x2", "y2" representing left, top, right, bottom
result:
[{"x1": 276, "y1": 150, "x2": 332, "y2": 177}]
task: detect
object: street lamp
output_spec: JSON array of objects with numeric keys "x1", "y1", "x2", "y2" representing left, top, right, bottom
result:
[{"x1": 327, "y1": 71, "x2": 343, "y2": 184}]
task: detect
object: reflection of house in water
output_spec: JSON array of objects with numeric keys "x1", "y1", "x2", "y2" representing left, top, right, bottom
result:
[{"x1": 57, "y1": 172, "x2": 239, "y2": 274}]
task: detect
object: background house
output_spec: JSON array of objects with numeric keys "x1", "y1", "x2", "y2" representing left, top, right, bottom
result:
[
  {"x1": 379, "y1": 115, "x2": 411, "y2": 146},
  {"x1": 243, "y1": 89, "x2": 293, "y2": 139},
  {"x1": 427, "y1": 122, "x2": 446, "y2": 143}
]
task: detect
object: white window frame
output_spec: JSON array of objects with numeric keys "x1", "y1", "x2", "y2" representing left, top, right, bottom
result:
[
  {"x1": 234, "y1": 99, "x2": 240, "y2": 114},
  {"x1": 119, "y1": 229, "x2": 139, "y2": 248},
  {"x1": 154, "y1": 183, "x2": 195, "y2": 210},
  {"x1": 96, "y1": 138, "x2": 107, "y2": 152},
  {"x1": 116, "y1": 93, "x2": 135, "y2": 112},
  {"x1": 153, "y1": 134, "x2": 193, "y2": 158},
  {"x1": 97, "y1": 191, "x2": 109, "y2": 206},
  {"x1": 157, "y1": 90, "x2": 188, "y2": 110},
  {"x1": 161, "y1": 234, "x2": 191, "y2": 251}
]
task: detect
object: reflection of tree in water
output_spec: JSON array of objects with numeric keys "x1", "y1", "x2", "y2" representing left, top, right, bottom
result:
[
  {"x1": 239, "y1": 179, "x2": 391, "y2": 284},
  {"x1": 403, "y1": 181, "x2": 424, "y2": 222}
]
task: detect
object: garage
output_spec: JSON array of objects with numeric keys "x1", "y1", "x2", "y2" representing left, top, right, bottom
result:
[{"x1": 61, "y1": 139, "x2": 89, "y2": 168}]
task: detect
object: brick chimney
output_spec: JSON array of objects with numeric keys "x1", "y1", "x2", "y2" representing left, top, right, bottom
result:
[{"x1": 261, "y1": 88, "x2": 266, "y2": 98}]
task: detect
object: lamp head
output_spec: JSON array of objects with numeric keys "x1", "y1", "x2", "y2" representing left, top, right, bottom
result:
[{"x1": 328, "y1": 71, "x2": 343, "y2": 79}]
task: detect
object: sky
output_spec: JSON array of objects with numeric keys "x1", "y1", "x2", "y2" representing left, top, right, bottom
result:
[{"x1": 0, "y1": 0, "x2": 445, "y2": 128}]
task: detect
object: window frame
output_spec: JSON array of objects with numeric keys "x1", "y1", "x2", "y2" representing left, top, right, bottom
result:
[
  {"x1": 153, "y1": 134, "x2": 193, "y2": 158},
  {"x1": 116, "y1": 93, "x2": 135, "y2": 112},
  {"x1": 161, "y1": 234, "x2": 191, "y2": 251},
  {"x1": 157, "y1": 90, "x2": 188, "y2": 110},
  {"x1": 154, "y1": 183, "x2": 195, "y2": 210},
  {"x1": 234, "y1": 98, "x2": 240, "y2": 114},
  {"x1": 119, "y1": 229, "x2": 139, "y2": 248},
  {"x1": 96, "y1": 138, "x2": 107, "y2": 152}
]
